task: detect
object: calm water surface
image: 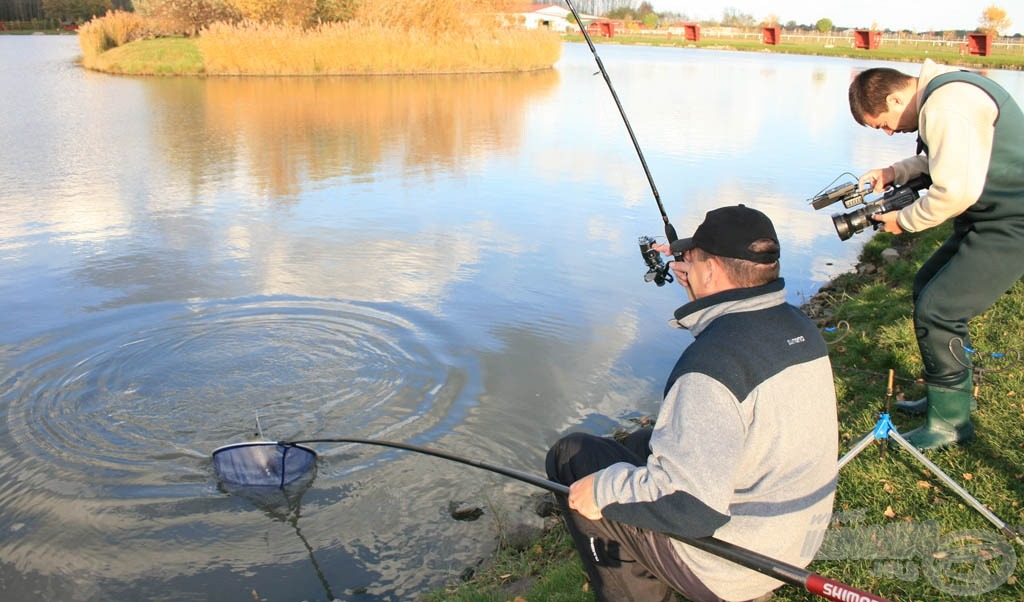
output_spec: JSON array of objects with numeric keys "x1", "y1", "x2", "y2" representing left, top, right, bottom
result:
[{"x1": 3, "y1": 35, "x2": 1023, "y2": 601}]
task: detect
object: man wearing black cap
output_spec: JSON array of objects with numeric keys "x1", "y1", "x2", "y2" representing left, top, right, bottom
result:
[{"x1": 546, "y1": 205, "x2": 838, "y2": 602}]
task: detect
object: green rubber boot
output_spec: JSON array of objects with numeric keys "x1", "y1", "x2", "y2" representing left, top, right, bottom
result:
[
  {"x1": 894, "y1": 396, "x2": 929, "y2": 415},
  {"x1": 894, "y1": 384, "x2": 977, "y2": 416},
  {"x1": 904, "y1": 374, "x2": 976, "y2": 450}
]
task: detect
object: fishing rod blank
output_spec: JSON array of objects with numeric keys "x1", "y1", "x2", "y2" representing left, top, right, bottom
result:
[
  {"x1": 564, "y1": 0, "x2": 678, "y2": 244},
  {"x1": 211, "y1": 437, "x2": 888, "y2": 602}
]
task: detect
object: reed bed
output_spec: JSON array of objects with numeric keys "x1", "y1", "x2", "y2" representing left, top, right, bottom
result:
[
  {"x1": 78, "y1": 0, "x2": 561, "y2": 75},
  {"x1": 78, "y1": 10, "x2": 148, "y2": 64},
  {"x1": 196, "y1": 20, "x2": 561, "y2": 75}
]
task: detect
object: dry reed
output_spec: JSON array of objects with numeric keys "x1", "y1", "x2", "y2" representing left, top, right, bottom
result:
[
  {"x1": 78, "y1": 10, "x2": 148, "y2": 65},
  {"x1": 196, "y1": 18, "x2": 561, "y2": 75},
  {"x1": 80, "y1": 0, "x2": 560, "y2": 75}
]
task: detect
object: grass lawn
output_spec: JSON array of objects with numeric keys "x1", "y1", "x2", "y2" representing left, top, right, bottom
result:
[{"x1": 86, "y1": 37, "x2": 205, "y2": 75}]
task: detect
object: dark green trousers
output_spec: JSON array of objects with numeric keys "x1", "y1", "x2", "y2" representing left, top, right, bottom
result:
[{"x1": 914, "y1": 218, "x2": 1024, "y2": 386}]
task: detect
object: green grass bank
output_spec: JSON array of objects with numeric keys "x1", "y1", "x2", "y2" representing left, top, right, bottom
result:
[
  {"x1": 425, "y1": 224, "x2": 1024, "y2": 602},
  {"x1": 566, "y1": 33, "x2": 1024, "y2": 71}
]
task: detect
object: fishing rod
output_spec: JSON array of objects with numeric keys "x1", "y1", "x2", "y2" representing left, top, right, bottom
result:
[
  {"x1": 212, "y1": 437, "x2": 889, "y2": 602},
  {"x1": 563, "y1": 0, "x2": 678, "y2": 245}
]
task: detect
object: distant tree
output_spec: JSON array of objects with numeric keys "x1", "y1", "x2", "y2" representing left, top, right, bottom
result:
[
  {"x1": 227, "y1": 0, "x2": 315, "y2": 25},
  {"x1": 763, "y1": 13, "x2": 778, "y2": 26},
  {"x1": 815, "y1": 17, "x2": 832, "y2": 33},
  {"x1": 1, "y1": 0, "x2": 43, "y2": 20},
  {"x1": 660, "y1": 11, "x2": 691, "y2": 23},
  {"x1": 785, "y1": 19, "x2": 797, "y2": 29},
  {"x1": 979, "y1": 4, "x2": 1012, "y2": 35},
  {"x1": 721, "y1": 7, "x2": 754, "y2": 27},
  {"x1": 134, "y1": 0, "x2": 239, "y2": 35},
  {"x1": 42, "y1": 0, "x2": 112, "y2": 21},
  {"x1": 312, "y1": 0, "x2": 357, "y2": 23},
  {"x1": 555, "y1": 1, "x2": 636, "y2": 17}
]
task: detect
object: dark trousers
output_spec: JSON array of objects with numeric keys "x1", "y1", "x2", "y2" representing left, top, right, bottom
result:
[
  {"x1": 914, "y1": 219, "x2": 1024, "y2": 385},
  {"x1": 545, "y1": 430, "x2": 728, "y2": 602}
]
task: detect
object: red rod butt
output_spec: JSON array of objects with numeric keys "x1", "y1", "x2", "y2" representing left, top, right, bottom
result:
[{"x1": 806, "y1": 574, "x2": 888, "y2": 602}]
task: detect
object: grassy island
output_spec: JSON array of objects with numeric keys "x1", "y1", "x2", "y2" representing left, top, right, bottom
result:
[{"x1": 78, "y1": 0, "x2": 562, "y2": 76}]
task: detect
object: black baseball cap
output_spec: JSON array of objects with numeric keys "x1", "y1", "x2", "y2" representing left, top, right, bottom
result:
[{"x1": 669, "y1": 205, "x2": 780, "y2": 264}]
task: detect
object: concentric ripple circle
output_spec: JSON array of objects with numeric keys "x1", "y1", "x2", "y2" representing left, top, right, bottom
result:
[{"x1": 2, "y1": 296, "x2": 468, "y2": 495}]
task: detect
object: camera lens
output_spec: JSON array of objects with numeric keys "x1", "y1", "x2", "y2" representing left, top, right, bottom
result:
[{"x1": 832, "y1": 212, "x2": 856, "y2": 241}]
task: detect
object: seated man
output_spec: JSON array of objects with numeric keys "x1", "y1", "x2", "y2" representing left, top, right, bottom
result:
[{"x1": 547, "y1": 205, "x2": 838, "y2": 602}]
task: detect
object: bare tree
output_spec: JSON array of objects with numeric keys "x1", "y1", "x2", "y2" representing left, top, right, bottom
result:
[
  {"x1": 979, "y1": 4, "x2": 1012, "y2": 35},
  {"x1": 721, "y1": 7, "x2": 755, "y2": 27},
  {"x1": 553, "y1": 0, "x2": 637, "y2": 18}
]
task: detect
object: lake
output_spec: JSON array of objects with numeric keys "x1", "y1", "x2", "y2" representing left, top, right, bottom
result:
[{"x1": 2, "y1": 34, "x2": 1022, "y2": 601}]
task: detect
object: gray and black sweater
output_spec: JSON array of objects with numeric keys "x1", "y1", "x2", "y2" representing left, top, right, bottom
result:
[{"x1": 592, "y1": 279, "x2": 839, "y2": 601}]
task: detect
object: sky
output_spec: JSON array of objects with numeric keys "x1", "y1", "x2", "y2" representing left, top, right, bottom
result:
[{"x1": 650, "y1": 0, "x2": 1023, "y2": 35}]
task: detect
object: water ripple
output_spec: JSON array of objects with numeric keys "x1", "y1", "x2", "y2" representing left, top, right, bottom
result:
[
  {"x1": 0, "y1": 295, "x2": 472, "y2": 595},
  {"x1": 3, "y1": 296, "x2": 465, "y2": 492}
]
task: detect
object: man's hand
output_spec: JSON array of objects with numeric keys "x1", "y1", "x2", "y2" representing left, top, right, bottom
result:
[
  {"x1": 870, "y1": 210, "x2": 904, "y2": 234},
  {"x1": 652, "y1": 243, "x2": 695, "y2": 300},
  {"x1": 858, "y1": 166, "x2": 895, "y2": 194},
  {"x1": 568, "y1": 473, "x2": 603, "y2": 520}
]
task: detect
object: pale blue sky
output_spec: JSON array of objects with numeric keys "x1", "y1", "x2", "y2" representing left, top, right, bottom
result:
[{"x1": 650, "y1": 0, "x2": 1022, "y2": 35}]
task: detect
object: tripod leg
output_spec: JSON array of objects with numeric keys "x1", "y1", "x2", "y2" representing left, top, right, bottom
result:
[
  {"x1": 888, "y1": 430, "x2": 1023, "y2": 545},
  {"x1": 838, "y1": 431, "x2": 877, "y2": 471}
]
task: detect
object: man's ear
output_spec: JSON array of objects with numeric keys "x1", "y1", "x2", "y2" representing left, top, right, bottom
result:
[
  {"x1": 702, "y1": 256, "x2": 719, "y2": 285},
  {"x1": 885, "y1": 91, "x2": 905, "y2": 111}
]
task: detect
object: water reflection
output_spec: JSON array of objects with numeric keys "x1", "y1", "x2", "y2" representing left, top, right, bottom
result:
[{"x1": 150, "y1": 71, "x2": 560, "y2": 198}]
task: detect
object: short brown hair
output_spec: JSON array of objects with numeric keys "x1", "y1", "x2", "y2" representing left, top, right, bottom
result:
[
  {"x1": 693, "y1": 239, "x2": 780, "y2": 287},
  {"x1": 848, "y1": 67, "x2": 914, "y2": 126}
]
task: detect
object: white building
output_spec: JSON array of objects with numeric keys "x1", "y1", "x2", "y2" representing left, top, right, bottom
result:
[{"x1": 513, "y1": 4, "x2": 578, "y2": 33}]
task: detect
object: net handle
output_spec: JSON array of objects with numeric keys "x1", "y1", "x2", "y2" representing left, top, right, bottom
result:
[{"x1": 280, "y1": 437, "x2": 885, "y2": 602}]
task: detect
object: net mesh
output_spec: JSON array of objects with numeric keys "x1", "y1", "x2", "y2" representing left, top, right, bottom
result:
[{"x1": 212, "y1": 442, "x2": 317, "y2": 487}]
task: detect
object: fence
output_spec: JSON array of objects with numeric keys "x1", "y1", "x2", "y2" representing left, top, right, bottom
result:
[{"x1": 636, "y1": 26, "x2": 1024, "y2": 56}]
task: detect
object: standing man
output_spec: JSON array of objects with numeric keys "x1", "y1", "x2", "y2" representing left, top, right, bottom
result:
[
  {"x1": 546, "y1": 206, "x2": 838, "y2": 602},
  {"x1": 849, "y1": 59, "x2": 1024, "y2": 449}
]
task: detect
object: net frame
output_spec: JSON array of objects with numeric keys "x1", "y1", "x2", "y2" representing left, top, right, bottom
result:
[{"x1": 212, "y1": 441, "x2": 318, "y2": 488}]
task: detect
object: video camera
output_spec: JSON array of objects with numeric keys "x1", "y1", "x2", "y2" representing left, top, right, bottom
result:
[
  {"x1": 810, "y1": 174, "x2": 932, "y2": 240},
  {"x1": 638, "y1": 235, "x2": 675, "y2": 286}
]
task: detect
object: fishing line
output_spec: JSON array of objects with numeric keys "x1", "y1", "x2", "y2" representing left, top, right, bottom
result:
[{"x1": 564, "y1": 0, "x2": 678, "y2": 244}]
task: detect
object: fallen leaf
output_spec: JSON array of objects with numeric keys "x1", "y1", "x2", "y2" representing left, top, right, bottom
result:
[
  {"x1": 963, "y1": 473, "x2": 973, "y2": 480},
  {"x1": 884, "y1": 506, "x2": 897, "y2": 518},
  {"x1": 916, "y1": 480, "x2": 931, "y2": 489}
]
